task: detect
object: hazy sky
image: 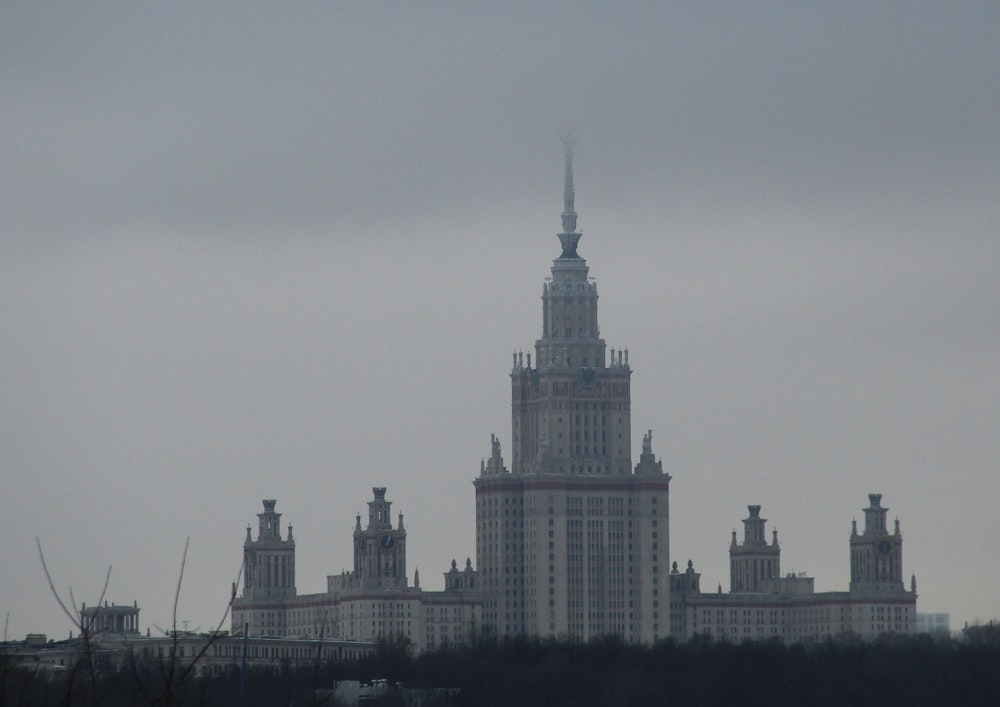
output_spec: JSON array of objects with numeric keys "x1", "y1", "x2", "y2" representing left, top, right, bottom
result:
[{"x1": 3, "y1": 2, "x2": 998, "y2": 640}]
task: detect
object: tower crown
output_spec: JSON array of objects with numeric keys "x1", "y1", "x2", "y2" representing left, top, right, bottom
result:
[
  {"x1": 257, "y1": 499, "x2": 285, "y2": 541},
  {"x1": 368, "y1": 487, "x2": 392, "y2": 529},
  {"x1": 862, "y1": 493, "x2": 889, "y2": 535}
]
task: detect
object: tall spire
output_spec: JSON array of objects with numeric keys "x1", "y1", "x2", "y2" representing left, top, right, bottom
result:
[
  {"x1": 561, "y1": 139, "x2": 578, "y2": 234},
  {"x1": 558, "y1": 137, "x2": 582, "y2": 259}
]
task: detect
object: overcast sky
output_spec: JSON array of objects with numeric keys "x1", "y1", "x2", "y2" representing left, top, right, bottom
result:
[{"x1": 3, "y1": 2, "x2": 998, "y2": 641}]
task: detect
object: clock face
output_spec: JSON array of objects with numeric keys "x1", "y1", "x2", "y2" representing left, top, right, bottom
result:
[
  {"x1": 877, "y1": 539, "x2": 892, "y2": 555},
  {"x1": 380, "y1": 534, "x2": 395, "y2": 550}
]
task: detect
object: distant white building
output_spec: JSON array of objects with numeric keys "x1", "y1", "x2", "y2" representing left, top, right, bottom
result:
[
  {"x1": 9, "y1": 624, "x2": 374, "y2": 676},
  {"x1": 916, "y1": 612, "x2": 950, "y2": 635}
]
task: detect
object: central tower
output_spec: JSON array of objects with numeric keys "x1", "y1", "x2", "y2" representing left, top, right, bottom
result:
[{"x1": 475, "y1": 147, "x2": 671, "y2": 643}]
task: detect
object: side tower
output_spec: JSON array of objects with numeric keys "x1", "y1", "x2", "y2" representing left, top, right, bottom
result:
[
  {"x1": 354, "y1": 487, "x2": 408, "y2": 590},
  {"x1": 475, "y1": 146, "x2": 671, "y2": 643},
  {"x1": 730, "y1": 505, "x2": 780, "y2": 592},
  {"x1": 243, "y1": 499, "x2": 296, "y2": 601},
  {"x1": 850, "y1": 493, "x2": 905, "y2": 593}
]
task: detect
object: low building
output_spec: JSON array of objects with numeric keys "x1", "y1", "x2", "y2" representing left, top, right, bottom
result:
[
  {"x1": 916, "y1": 612, "x2": 950, "y2": 636},
  {"x1": 6, "y1": 628, "x2": 374, "y2": 677}
]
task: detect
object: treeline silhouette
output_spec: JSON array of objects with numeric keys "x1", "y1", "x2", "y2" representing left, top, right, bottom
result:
[
  {"x1": 4, "y1": 629, "x2": 999, "y2": 706},
  {"x1": 383, "y1": 631, "x2": 1000, "y2": 707}
]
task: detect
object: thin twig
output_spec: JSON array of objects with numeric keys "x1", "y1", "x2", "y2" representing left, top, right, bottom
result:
[{"x1": 173, "y1": 537, "x2": 189, "y2": 637}]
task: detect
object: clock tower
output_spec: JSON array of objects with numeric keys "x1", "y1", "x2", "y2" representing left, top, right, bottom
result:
[
  {"x1": 354, "y1": 487, "x2": 407, "y2": 589},
  {"x1": 849, "y1": 493, "x2": 905, "y2": 593}
]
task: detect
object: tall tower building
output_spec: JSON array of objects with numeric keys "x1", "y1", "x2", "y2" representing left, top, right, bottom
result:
[{"x1": 475, "y1": 148, "x2": 671, "y2": 642}]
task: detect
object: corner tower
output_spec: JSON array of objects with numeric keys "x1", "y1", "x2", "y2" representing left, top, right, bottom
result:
[
  {"x1": 354, "y1": 487, "x2": 408, "y2": 590},
  {"x1": 729, "y1": 505, "x2": 780, "y2": 592},
  {"x1": 850, "y1": 493, "x2": 906, "y2": 593},
  {"x1": 475, "y1": 146, "x2": 671, "y2": 643},
  {"x1": 241, "y1": 500, "x2": 296, "y2": 605}
]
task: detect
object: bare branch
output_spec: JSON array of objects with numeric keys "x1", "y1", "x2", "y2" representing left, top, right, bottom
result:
[
  {"x1": 173, "y1": 537, "x2": 189, "y2": 634},
  {"x1": 36, "y1": 537, "x2": 82, "y2": 628},
  {"x1": 175, "y1": 556, "x2": 246, "y2": 686}
]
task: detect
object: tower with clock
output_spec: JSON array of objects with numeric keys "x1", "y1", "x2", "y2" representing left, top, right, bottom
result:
[
  {"x1": 849, "y1": 493, "x2": 906, "y2": 593},
  {"x1": 353, "y1": 487, "x2": 408, "y2": 590}
]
